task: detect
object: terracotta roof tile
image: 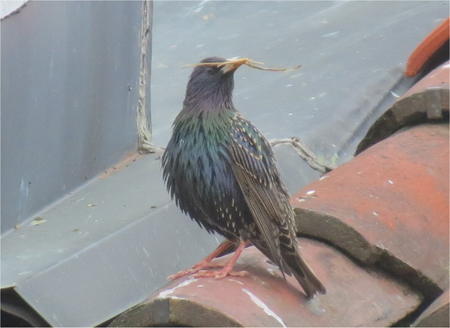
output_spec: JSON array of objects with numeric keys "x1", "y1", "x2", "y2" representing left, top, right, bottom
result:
[
  {"x1": 111, "y1": 240, "x2": 421, "y2": 327},
  {"x1": 293, "y1": 123, "x2": 449, "y2": 300}
]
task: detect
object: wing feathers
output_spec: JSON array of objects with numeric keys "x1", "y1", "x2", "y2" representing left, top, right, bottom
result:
[
  {"x1": 231, "y1": 162, "x2": 286, "y2": 275},
  {"x1": 229, "y1": 113, "x2": 291, "y2": 276}
]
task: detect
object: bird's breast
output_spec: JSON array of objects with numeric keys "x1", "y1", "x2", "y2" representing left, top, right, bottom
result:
[{"x1": 163, "y1": 112, "x2": 252, "y2": 238}]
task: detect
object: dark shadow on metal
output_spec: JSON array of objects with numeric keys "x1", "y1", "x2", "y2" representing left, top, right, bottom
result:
[{"x1": 1, "y1": 289, "x2": 49, "y2": 327}]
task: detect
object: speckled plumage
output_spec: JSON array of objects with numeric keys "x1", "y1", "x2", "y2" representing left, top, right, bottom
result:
[{"x1": 162, "y1": 57, "x2": 325, "y2": 297}]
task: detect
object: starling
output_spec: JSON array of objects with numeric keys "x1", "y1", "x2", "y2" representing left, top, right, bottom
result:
[{"x1": 162, "y1": 57, "x2": 326, "y2": 298}]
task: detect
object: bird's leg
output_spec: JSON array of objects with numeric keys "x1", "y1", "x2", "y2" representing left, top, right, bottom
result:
[
  {"x1": 167, "y1": 240, "x2": 235, "y2": 280},
  {"x1": 193, "y1": 240, "x2": 249, "y2": 279}
]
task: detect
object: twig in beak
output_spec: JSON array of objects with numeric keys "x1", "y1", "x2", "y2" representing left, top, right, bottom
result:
[{"x1": 182, "y1": 57, "x2": 301, "y2": 73}]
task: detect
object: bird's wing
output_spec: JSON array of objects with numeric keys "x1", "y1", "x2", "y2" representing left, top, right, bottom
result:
[{"x1": 228, "y1": 113, "x2": 293, "y2": 274}]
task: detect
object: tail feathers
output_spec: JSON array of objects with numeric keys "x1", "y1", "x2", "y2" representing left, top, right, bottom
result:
[
  {"x1": 285, "y1": 252, "x2": 326, "y2": 298},
  {"x1": 253, "y1": 240, "x2": 326, "y2": 298}
]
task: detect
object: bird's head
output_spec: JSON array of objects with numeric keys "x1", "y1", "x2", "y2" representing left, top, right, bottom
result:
[
  {"x1": 189, "y1": 56, "x2": 247, "y2": 81},
  {"x1": 183, "y1": 57, "x2": 248, "y2": 110}
]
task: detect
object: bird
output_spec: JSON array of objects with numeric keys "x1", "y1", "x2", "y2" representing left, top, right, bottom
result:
[{"x1": 161, "y1": 56, "x2": 326, "y2": 298}]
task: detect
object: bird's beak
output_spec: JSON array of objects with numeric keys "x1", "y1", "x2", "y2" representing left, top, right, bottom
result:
[{"x1": 220, "y1": 58, "x2": 249, "y2": 74}]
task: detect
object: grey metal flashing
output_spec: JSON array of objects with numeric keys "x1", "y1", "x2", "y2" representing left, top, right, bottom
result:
[
  {"x1": 2, "y1": 152, "x2": 224, "y2": 326},
  {"x1": 1, "y1": 1, "x2": 144, "y2": 233}
]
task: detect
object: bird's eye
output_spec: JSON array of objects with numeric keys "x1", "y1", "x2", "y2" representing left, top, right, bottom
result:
[{"x1": 207, "y1": 68, "x2": 215, "y2": 75}]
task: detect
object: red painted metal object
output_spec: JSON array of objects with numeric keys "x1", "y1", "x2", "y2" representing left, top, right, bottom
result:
[{"x1": 405, "y1": 17, "x2": 449, "y2": 77}]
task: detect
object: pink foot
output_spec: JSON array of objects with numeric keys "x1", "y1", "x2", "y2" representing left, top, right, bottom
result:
[
  {"x1": 167, "y1": 240, "x2": 249, "y2": 281},
  {"x1": 167, "y1": 260, "x2": 225, "y2": 280},
  {"x1": 193, "y1": 269, "x2": 248, "y2": 279}
]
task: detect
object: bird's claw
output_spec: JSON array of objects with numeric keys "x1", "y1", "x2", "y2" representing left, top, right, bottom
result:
[
  {"x1": 192, "y1": 269, "x2": 248, "y2": 279},
  {"x1": 167, "y1": 261, "x2": 225, "y2": 280},
  {"x1": 167, "y1": 270, "x2": 192, "y2": 280}
]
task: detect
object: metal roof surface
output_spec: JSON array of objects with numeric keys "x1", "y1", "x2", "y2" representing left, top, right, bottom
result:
[{"x1": 150, "y1": 1, "x2": 448, "y2": 163}]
